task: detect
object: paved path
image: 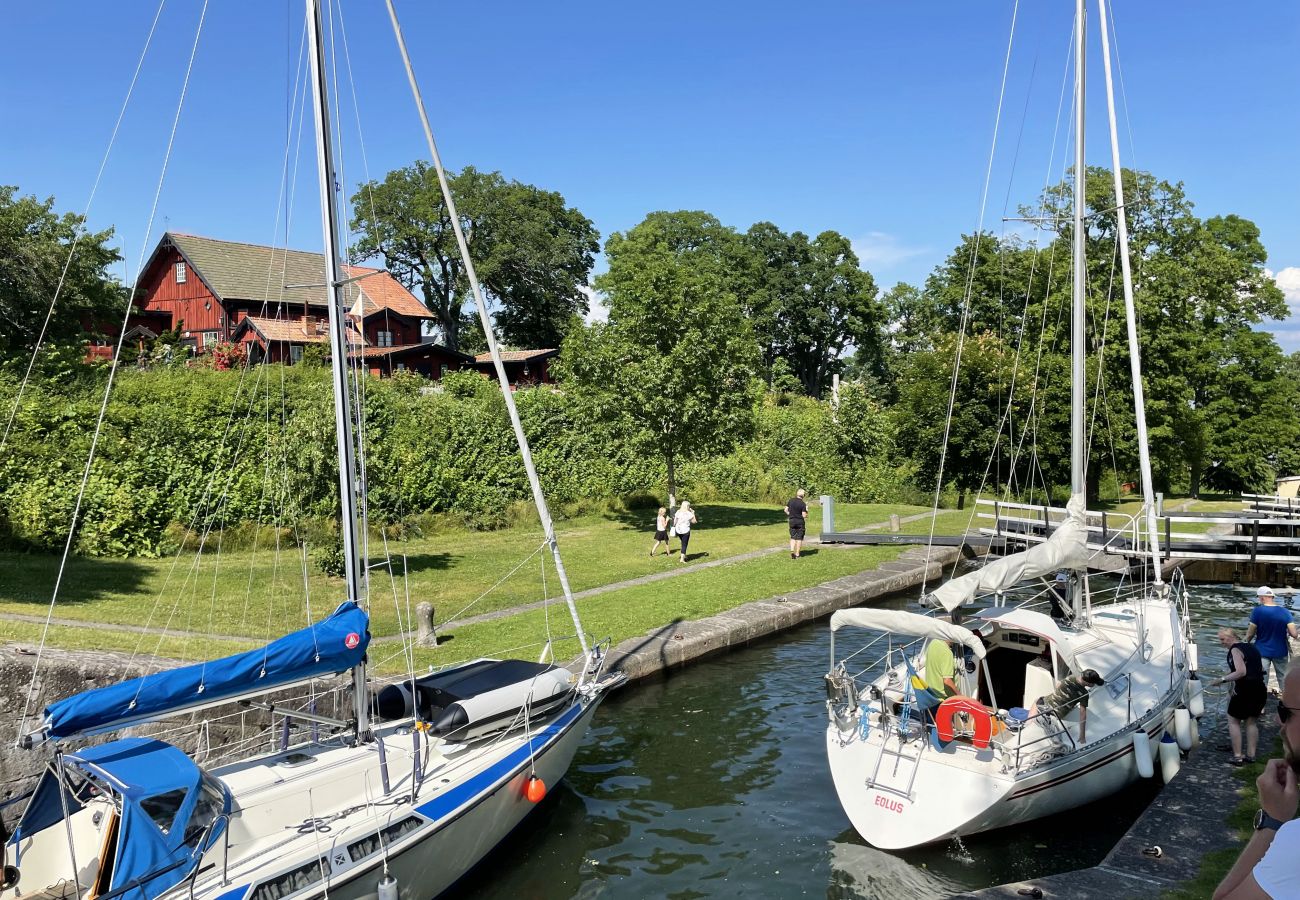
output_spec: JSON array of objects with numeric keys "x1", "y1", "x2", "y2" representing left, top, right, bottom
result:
[{"x1": 0, "y1": 610, "x2": 252, "y2": 645}]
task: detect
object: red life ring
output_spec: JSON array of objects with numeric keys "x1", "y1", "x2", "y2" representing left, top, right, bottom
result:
[{"x1": 934, "y1": 696, "x2": 994, "y2": 749}]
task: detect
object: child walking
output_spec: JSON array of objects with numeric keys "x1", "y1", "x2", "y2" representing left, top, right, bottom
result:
[{"x1": 650, "y1": 507, "x2": 671, "y2": 557}]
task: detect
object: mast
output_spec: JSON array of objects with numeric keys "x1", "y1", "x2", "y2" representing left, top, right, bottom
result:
[
  {"x1": 306, "y1": 0, "x2": 369, "y2": 736},
  {"x1": 1097, "y1": 0, "x2": 1163, "y2": 585},
  {"x1": 383, "y1": 0, "x2": 592, "y2": 670},
  {"x1": 1069, "y1": 0, "x2": 1088, "y2": 619}
]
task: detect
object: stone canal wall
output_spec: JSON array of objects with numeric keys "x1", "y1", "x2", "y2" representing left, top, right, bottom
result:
[{"x1": 604, "y1": 545, "x2": 959, "y2": 683}]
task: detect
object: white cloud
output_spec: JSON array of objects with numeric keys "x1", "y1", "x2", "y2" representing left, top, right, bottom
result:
[
  {"x1": 850, "y1": 232, "x2": 930, "y2": 270},
  {"x1": 1272, "y1": 266, "x2": 1300, "y2": 317},
  {"x1": 580, "y1": 284, "x2": 608, "y2": 324}
]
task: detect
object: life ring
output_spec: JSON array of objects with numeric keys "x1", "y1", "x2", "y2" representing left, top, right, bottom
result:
[{"x1": 934, "y1": 696, "x2": 994, "y2": 749}]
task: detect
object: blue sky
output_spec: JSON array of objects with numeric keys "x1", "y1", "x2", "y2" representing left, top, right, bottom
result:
[{"x1": 3, "y1": 1, "x2": 1297, "y2": 349}]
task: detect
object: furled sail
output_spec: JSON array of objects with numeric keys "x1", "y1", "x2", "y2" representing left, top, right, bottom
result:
[
  {"x1": 41, "y1": 601, "x2": 370, "y2": 742},
  {"x1": 926, "y1": 494, "x2": 1091, "y2": 612},
  {"x1": 830, "y1": 608, "x2": 987, "y2": 660}
]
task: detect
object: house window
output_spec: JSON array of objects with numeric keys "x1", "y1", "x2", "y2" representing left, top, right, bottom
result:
[
  {"x1": 440, "y1": 364, "x2": 449, "y2": 378},
  {"x1": 290, "y1": 345, "x2": 304, "y2": 364},
  {"x1": 201, "y1": 330, "x2": 220, "y2": 348},
  {"x1": 175, "y1": 261, "x2": 187, "y2": 283},
  {"x1": 377, "y1": 330, "x2": 393, "y2": 348},
  {"x1": 395, "y1": 362, "x2": 406, "y2": 372}
]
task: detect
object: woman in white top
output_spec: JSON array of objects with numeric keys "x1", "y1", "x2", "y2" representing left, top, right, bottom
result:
[{"x1": 673, "y1": 501, "x2": 698, "y2": 563}]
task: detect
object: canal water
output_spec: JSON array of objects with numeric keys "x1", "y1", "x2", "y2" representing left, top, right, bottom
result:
[{"x1": 459, "y1": 584, "x2": 1255, "y2": 899}]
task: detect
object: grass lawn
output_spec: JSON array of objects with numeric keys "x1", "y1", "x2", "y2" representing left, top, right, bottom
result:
[
  {"x1": 0, "y1": 501, "x2": 951, "y2": 647},
  {"x1": 1163, "y1": 737, "x2": 1282, "y2": 899}
]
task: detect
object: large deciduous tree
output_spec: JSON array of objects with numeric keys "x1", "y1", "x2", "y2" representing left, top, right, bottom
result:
[
  {"x1": 349, "y1": 164, "x2": 599, "y2": 352},
  {"x1": 0, "y1": 186, "x2": 123, "y2": 362},
  {"x1": 558, "y1": 211, "x2": 760, "y2": 502}
]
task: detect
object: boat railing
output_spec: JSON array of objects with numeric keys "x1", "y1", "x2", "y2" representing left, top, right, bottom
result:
[
  {"x1": 186, "y1": 810, "x2": 232, "y2": 898},
  {"x1": 1004, "y1": 708, "x2": 1076, "y2": 772}
]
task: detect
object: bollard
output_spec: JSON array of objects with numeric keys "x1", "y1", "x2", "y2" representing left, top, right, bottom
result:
[
  {"x1": 417, "y1": 601, "x2": 436, "y2": 647},
  {"x1": 821, "y1": 495, "x2": 835, "y2": 537},
  {"x1": 889, "y1": 513, "x2": 901, "y2": 533}
]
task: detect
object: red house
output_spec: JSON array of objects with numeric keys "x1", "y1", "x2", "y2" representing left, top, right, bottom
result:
[
  {"x1": 115, "y1": 232, "x2": 460, "y2": 368},
  {"x1": 472, "y1": 348, "x2": 559, "y2": 389}
]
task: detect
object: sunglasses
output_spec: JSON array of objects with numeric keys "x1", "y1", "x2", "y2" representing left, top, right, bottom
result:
[{"x1": 1279, "y1": 703, "x2": 1300, "y2": 724}]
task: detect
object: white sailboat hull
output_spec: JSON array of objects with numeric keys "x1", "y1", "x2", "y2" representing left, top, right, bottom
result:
[{"x1": 826, "y1": 598, "x2": 1189, "y2": 850}]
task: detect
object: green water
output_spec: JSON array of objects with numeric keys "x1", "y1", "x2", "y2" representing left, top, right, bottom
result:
[{"x1": 457, "y1": 584, "x2": 1251, "y2": 898}]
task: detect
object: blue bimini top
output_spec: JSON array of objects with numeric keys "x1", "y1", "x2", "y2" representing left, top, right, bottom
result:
[
  {"x1": 15, "y1": 737, "x2": 231, "y2": 899},
  {"x1": 43, "y1": 600, "x2": 370, "y2": 741}
]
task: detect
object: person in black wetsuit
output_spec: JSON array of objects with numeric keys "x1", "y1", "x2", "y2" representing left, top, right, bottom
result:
[{"x1": 1216, "y1": 626, "x2": 1267, "y2": 765}]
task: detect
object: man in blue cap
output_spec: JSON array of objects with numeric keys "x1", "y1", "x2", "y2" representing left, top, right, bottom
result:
[{"x1": 1247, "y1": 586, "x2": 1297, "y2": 695}]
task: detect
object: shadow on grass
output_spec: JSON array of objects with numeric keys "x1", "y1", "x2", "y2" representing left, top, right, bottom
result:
[
  {"x1": 399, "y1": 552, "x2": 456, "y2": 574},
  {"x1": 0, "y1": 552, "x2": 150, "y2": 606},
  {"x1": 606, "y1": 502, "x2": 787, "y2": 532}
]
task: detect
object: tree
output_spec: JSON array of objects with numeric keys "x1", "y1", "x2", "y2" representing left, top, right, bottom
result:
[
  {"x1": 0, "y1": 186, "x2": 123, "y2": 362},
  {"x1": 558, "y1": 211, "x2": 761, "y2": 502},
  {"x1": 350, "y1": 164, "x2": 598, "y2": 352},
  {"x1": 737, "y1": 223, "x2": 883, "y2": 397}
]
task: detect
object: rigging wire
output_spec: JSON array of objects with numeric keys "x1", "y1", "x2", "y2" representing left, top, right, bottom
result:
[
  {"x1": 920, "y1": 0, "x2": 1021, "y2": 595},
  {"x1": 18, "y1": 0, "x2": 212, "y2": 740},
  {"x1": 0, "y1": 0, "x2": 168, "y2": 457}
]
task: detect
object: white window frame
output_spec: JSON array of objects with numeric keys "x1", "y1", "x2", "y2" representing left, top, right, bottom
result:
[
  {"x1": 175, "y1": 261, "x2": 187, "y2": 284},
  {"x1": 290, "y1": 345, "x2": 304, "y2": 364},
  {"x1": 377, "y1": 330, "x2": 393, "y2": 348},
  {"x1": 201, "y1": 330, "x2": 220, "y2": 348}
]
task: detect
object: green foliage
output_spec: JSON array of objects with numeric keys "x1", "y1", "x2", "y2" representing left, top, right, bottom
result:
[
  {"x1": 0, "y1": 186, "x2": 124, "y2": 361},
  {"x1": 561, "y1": 210, "x2": 763, "y2": 500},
  {"x1": 349, "y1": 163, "x2": 599, "y2": 352}
]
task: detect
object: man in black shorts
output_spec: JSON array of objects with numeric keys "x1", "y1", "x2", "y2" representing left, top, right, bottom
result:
[{"x1": 784, "y1": 489, "x2": 808, "y2": 559}]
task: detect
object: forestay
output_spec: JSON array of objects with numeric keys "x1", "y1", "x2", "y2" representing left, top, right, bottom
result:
[
  {"x1": 41, "y1": 601, "x2": 370, "y2": 742},
  {"x1": 829, "y1": 608, "x2": 986, "y2": 661},
  {"x1": 927, "y1": 494, "x2": 1091, "y2": 612}
]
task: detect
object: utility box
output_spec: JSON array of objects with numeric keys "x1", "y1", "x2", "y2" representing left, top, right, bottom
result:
[{"x1": 821, "y1": 495, "x2": 835, "y2": 537}]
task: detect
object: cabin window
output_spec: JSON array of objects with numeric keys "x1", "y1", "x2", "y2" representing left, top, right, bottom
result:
[
  {"x1": 175, "y1": 261, "x2": 187, "y2": 283},
  {"x1": 346, "y1": 816, "x2": 424, "y2": 862},
  {"x1": 201, "y1": 330, "x2": 220, "y2": 349},
  {"x1": 182, "y1": 776, "x2": 227, "y2": 846},
  {"x1": 377, "y1": 330, "x2": 393, "y2": 347},
  {"x1": 140, "y1": 789, "x2": 188, "y2": 836},
  {"x1": 290, "y1": 345, "x2": 304, "y2": 364},
  {"x1": 250, "y1": 857, "x2": 330, "y2": 900}
]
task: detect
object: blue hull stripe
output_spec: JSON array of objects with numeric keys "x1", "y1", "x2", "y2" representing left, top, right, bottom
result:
[{"x1": 415, "y1": 701, "x2": 584, "y2": 822}]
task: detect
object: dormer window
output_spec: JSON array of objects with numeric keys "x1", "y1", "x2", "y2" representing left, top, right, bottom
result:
[{"x1": 175, "y1": 261, "x2": 187, "y2": 284}]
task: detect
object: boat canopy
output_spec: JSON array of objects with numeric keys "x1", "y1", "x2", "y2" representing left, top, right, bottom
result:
[
  {"x1": 976, "y1": 607, "x2": 1079, "y2": 668},
  {"x1": 42, "y1": 601, "x2": 370, "y2": 742},
  {"x1": 927, "y1": 494, "x2": 1091, "y2": 612},
  {"x1": 15, "y1": 738, "x2": 228, "y2": 898},
  {"x1": 830, "y1": 608, "x2": 986, "y2": 661}
]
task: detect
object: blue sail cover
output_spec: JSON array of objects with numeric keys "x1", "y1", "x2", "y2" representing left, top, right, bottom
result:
[{"x1": 44, "y1": 601, "x2": 370, "y2": 741}]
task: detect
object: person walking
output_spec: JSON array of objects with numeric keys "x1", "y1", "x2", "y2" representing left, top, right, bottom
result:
[
  {"x1": 650, "y1": 506, "x2": 671, "y2": 557},
  {"x1": 1216, "y1": 627, "x2": 1267, "y2": 765},
  {"x1": 784, "y1": 489, "x2": 809, "y2": 559},
  {"x1": 672, "y1": 500, "x2": 698, "y2": 563},
  {"x1": 1247, "y1": 586, "x2": 1297, "y2": 695}
]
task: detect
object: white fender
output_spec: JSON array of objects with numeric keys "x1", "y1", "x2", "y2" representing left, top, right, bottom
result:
[
  {"x1": 1159, "y1": 732, "x2": 1181, "y2": 783},
  {"x1": 378, "y1": 874, "x2": 399, "y2": 900},
  {"x1": 1190, "y1": 715, "x2": 1200, "y2": 749},
  {"x1": 1188, "y1": 642, "x2": 1199, "y2": 672},
  {"x1": 1132, "y1": 730, "x2": 1154, "y2": 778},
  {"x1": 1187, "y1": 676, "x2": 1205, "y2": 718},
  {"x1": 1174, "y1": 707, "x2": 1193, "y2": 752}
]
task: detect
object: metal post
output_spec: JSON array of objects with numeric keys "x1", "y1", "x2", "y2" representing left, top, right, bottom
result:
[
  {"x1": 1069, "y1": 0, "x2": 1087, "y2": 508},
  {"x1": 821, "y1": 495, "x2": 835, "y2": 537}
]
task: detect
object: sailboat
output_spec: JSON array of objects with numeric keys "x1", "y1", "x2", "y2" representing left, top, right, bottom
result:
[
  {"x1": 822, "y1": 0, "x2": 1196, "y2": 850},
  {"x1": 3, "y1": 2, "x2": 623, "y2": 898}
]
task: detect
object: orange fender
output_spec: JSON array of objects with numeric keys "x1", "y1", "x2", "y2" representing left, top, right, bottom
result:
[{"x1": 934, "y1": 696, "x2": 994, "y2": 749}]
